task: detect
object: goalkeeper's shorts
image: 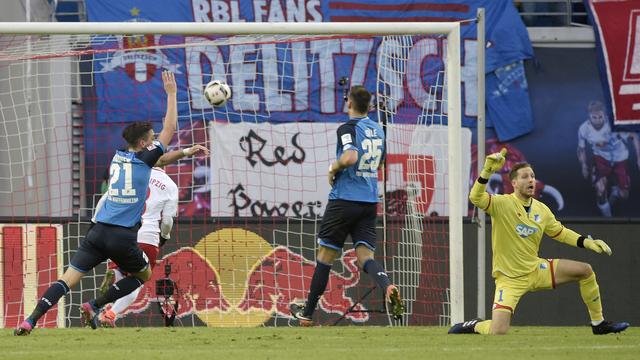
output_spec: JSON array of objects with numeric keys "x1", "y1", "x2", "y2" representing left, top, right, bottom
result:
[{"x1": 492, "y1": 258, "x2": 557, "y2": 314}]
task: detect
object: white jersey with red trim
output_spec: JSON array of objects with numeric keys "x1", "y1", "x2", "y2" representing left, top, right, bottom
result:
[
  {"x1": 137, "y1": 167, "x2": 179, "y2": 247},
  {"x1": 578, "y1": 120, "x2": 632, "y2": 162}
]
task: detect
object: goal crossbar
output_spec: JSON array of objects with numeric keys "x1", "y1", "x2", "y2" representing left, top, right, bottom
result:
[{"x1": 0, "y1": 22, "x2": 459, "y2": 36}]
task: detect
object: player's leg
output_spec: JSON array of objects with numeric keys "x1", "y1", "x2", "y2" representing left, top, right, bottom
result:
[
  {"x1": 613, "y1": 160, "x2": 630, "y2": 200},
  {"x1": 102, "y1": 244, "x2": 159, "y2": 327},
  {"x1": 290, "y1": 246, "x2": 339, "y2": 326},
  {"x1": 593, "y1": 156, "x2": 612, "y2": 216},
  {"x1": 16, "y1": 224, "x2": 108, "y2": 335},
  {"x1": 290, "y1": 200, "x2": 349, "y2": 325},
  {"x1": 351, "y1": 202, "x2": 403, "y2": 319},
  {"x1": 82, "y1": 226, "x2": 150, "y2": 328},
  {"x1": 555, "y1": 259, "x2": 601, "y2": 321},
  {"x1": 450, "y1": 275, "x2": 524, "y2": 335},
  {"x1": 554, "y1": 259, "x2": 628, "y2": 334},
  {"x1": 475, "y1": 310, "x2": 512, "y2": 335}
]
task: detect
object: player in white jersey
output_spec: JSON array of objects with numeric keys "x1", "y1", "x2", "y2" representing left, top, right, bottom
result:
[
  {"x1": 94, "y1": 167, "x2": 179, "y2": 327},
  {"x1": 577, "y1": 101, "x2": 640, "y2": 216}
]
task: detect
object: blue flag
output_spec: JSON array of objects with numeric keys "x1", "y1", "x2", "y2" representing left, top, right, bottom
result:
[{"x1": 86, "y1": 0, "x2": 533, "y2": 140}]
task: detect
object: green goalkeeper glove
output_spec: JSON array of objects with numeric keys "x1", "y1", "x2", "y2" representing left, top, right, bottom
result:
[
  {"x1": 480, "y1": 148, "x2": 507, "y2": 179},
  {"x1": 584, "y1": 236, "x2": 612, "y2": 256}
]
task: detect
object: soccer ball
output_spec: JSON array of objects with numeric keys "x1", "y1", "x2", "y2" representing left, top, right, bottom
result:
[{"x1": 204, "y1": 80, "x2": 232, "y2": 107}]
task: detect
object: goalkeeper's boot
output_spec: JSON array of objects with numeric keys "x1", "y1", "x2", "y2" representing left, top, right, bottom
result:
[
  {"x1": 448, "y1": 318, "x2": 482, "y2": 334},
  {"x1": 99, "y1": 269, "x2": 115, "y2": 297},
  {"x1": 14, "y1": 319, "x2": 34, "y2": 336},
  {"x1": 80, "y1": 301, "x2": 100, "y2": 330},
  {"x1": 592, "y1": 320, "x2": 629, "y2": 335},
  {"x1": 385, "y1": 285, "x2": 404, "y2": 320},
  {"x1": 290, "y1": 303, "x2": 313, "y2": 327},
  {"x1": 99, "y1": 309, "x2": 116, "y2": 328}
]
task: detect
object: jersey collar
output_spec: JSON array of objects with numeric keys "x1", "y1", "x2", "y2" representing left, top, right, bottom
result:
[{"x1": 510, "y1": 192, "x2": 533, "y2": 207}]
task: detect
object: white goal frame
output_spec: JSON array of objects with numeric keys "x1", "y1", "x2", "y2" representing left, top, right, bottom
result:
[{"x1": 0, "y1": 21, "x2": 464, "y2": 324}]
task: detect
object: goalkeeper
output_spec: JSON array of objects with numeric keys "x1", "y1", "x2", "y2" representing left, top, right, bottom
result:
[{"x1": 449, "y1": 149, "x2": 629, "y2": 335}]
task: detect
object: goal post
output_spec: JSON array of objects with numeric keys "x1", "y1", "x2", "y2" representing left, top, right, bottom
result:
[{"x1": 0, "y1": 21, "x2": 464, "y2": 326}]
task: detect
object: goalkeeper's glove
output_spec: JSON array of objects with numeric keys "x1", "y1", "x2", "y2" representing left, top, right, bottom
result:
[
  {"x1": 584, "y1": 236, "x2": 612, "y2": 256},
  {"x1": 480, "y1": 148, "x2": 507, "y2": 179}
]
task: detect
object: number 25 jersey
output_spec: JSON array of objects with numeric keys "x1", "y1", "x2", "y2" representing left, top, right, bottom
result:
[
  {"x1": 329, "y1": 116, "x2": 385, "y2": 203},
  {"x1": 96, "y1": 140, "x2": 165, "y2": 228}
]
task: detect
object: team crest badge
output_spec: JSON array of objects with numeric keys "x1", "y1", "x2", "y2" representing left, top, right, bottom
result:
[{"x1": 98, "y1": 8, "x2": 181, "y2": 83}]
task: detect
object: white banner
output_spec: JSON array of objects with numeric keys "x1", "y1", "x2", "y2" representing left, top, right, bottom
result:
[{"x1": 210, "y1": 122, "x2": 471, "y2": 218}]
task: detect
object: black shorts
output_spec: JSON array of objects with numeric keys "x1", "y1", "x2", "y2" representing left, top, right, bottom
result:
[
  {"x1": 317, "y1": 199, "x2": 377, "y2": 251},
  {"x1": 70, "y1": 222, "x2": 149, "y2": 274}
]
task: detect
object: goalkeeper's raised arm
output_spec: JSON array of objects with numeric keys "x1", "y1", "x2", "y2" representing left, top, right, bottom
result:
[{"x1": 469, "y1": 148, "x2": 506, "y2": 211}]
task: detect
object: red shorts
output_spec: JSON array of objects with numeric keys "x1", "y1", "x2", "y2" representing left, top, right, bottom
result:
[
  {"x1": 108, "y1": 243, "x2": 159, "y2": 273},
  {"x1": 593, "y1": 155, "x2": 630, "y2": 190}
]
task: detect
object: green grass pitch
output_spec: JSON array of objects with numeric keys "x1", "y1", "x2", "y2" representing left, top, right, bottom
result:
[{"x1": 3, "y1": 326, "x2": 638, "y2": 359}]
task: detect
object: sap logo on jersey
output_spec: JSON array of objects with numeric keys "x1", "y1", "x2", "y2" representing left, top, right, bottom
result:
[{"x1": 515, "y1": 224, "x2": 538, "y2": 238}]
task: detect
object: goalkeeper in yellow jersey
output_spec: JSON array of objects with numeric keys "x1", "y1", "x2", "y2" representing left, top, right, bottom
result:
[{"x1": 449, "y1": 148, "x2": 629, "y2": 335}]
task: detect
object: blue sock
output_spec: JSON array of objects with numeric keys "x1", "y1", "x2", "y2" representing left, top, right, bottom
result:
[
  {"x1": 303, "y1": 261, "x2": 332, "y2": 318},
  {"x1": 363, "y1": 259, "x2": 391, "y2": 290},
  {"x1": 28, "y1": 280, "x2": 70, "y2": 325},
  {"x1": 94, "y1": 276, "x2": 143, "y2": 308}
]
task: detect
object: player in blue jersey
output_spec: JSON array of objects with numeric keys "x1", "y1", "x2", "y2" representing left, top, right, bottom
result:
[
  {"x1": 14, "y1": 71, "x2": 206, "y2": 335},
  {"x1": 290, "y1": 86, "x2": 404, "y2": 326}
]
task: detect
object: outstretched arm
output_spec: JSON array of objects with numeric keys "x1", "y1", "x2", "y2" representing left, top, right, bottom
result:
[
  {"x1": 155, "y1": 144, "x2": 210, "y2": 167},
  {"x1": 469, "y1": 148, "x2": 506, "y2": 211},
  {"x1": 157, "y1": 71, "x2": 177, "y2": 149},
  {"x1": 546, "y1": 216, "x2": 612, "y2": 255}
]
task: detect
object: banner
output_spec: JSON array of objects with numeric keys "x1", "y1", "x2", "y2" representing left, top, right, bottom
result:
[
  {"x1": 586, "y1": 0, "x2": 640, "y2": 128},
  {"x1": 210, "y1": 122, "x2": 471, "y2": 217},
  {"x1": 85, "y1": 0, "x2": 533, "y2": 137},
  {"x1": 1, "y1": 224, "x2": 64, "y2": 328},
  {"x1": 495, "y1": 47, "x2": 640, "y2": 218}
]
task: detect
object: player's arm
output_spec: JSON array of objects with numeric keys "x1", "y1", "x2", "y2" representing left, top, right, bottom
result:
[
  {"x1": 469, "y1": 148, "x2": 506, "y2": 213},
  {"x1": 156, "y1": 71, "x2": 177, "y2": 149},
  {"x1": 545, "y1": 210, "x2": 612, "y2": 255},
  {"x1": 328, "y1": 124, "x2": 358, "y2": 186},
  {"x1": 159, "y1": 188, "x2": 179, "y2": 247},
  {"x1": 577, "y1": 126, "x2": 589, "y2": 178},
  {"x1": 91, "y1": 192, "x2": 108, "y2": 223},
  {"x1": 155, "y1": 144, "x2": 210, "y2": 167}
]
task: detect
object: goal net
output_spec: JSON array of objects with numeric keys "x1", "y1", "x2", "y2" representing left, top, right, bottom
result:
[{"x1": 0, "y1": 22, "x2": 464, "y2": 328}]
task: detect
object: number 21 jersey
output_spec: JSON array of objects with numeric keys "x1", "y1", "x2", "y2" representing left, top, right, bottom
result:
[{"x1": 96, "y1": 140, "x2": 165, "y2": 227}]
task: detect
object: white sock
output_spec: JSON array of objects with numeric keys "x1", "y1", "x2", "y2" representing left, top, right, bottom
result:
[
  {"x1": 592, "y1": 319, "x2": 604, "y2": 326},
  {"x1": 110, "y1": 286, "x2": 141, "y2": 316},
  {"x1": 113, "y1": 268, "x2": 124, "y2": 282}
]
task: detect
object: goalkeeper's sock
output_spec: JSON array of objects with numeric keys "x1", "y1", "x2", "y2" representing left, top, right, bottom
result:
[
  {"x1": 94, "y1": 276, "x2": 144, "y2": 308},
  {"x1": 579, "y1": 272, "x2": 604, "y2": 323},
  {"x1": 302, "y1": 261, "x2": 332, "y2": 318},
  {"x1": 474, "y1": 320, "x2": 492, "y2": 334},
  {"x1": 27, "y1": 280, "x2": 70, "y2": 325},
  {"x1": 362, "y1": 258, "x2": 392, "y2": 291}
]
